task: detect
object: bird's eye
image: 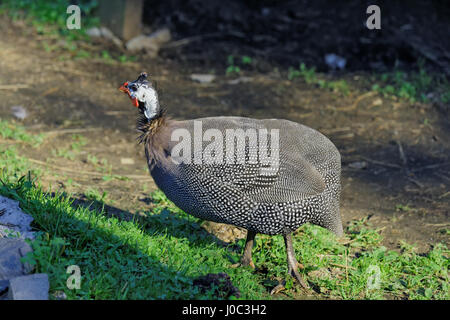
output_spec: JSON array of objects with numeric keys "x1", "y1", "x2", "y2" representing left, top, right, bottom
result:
[{"x1": 130, "y1": 85, "x2": 137, "y2": 91}]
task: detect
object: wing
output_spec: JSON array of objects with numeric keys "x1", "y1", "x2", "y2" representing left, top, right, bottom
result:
[{"x1": 171, "y1": 117, "x2": 327, "y2": 204}]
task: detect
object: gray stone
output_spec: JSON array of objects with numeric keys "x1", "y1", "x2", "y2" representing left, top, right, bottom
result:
[
  {"x1": 52, "y1": 290, "x2": 67, "y2": 300},
  {"x1": 190, "y1": 74, "x2": 216, "y2": 83},
  {"x1": 99, "y1": 27, "x2": 123, "y2": 47},
  {"x1": 227, "y1": 77, "x2": 253, "y2": 85},
  {"x1": 348, "y1": 161, "x2": 368, "y2": 169},
  {"x1": 0, "y1": 195, "x2": 35, "y2": 240},
  {"x1": 0, "y1": 238, "x2": 34, "y2": 281},
  {"x1": 86, "y1": 27, "x2": 102, "y2": 38},
  {"x1": 11, "y1": 105, "x2": 28, "y2": 120},
  {"x1": 86, "y1": 27, "x2": 123, "y2": 47},
  {"x1": 324, "y1": 53, "x2": 347, "y2": 70},
  {"x1": 126, "y1": 28, "x2": 171, "y2": 57},
  {"x1": 7, "y1": 274, "x2": 49, "y2": 300}
]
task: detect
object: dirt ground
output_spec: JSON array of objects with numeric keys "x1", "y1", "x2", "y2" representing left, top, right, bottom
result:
[{"x1": 0, "y1": 16, "x2": 448, "y2": 253}]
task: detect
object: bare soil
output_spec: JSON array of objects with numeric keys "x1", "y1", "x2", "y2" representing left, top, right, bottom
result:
[{"x1": 0, "y1": 17, "x2": 448, "y2": 253}]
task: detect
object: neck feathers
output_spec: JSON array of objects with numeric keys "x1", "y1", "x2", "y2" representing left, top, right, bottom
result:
[
  {"x1": 136, "y1": 108, "x2": 168, "y2": 144},
  {"x1": 139, "y1": 110, "x2": 174, "y2": 170}
]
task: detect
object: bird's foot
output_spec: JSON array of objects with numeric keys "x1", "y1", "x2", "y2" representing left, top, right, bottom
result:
[
  {"x1": 241, "y1": 257, "x2": 255, "y2": 269},
  {"x1": 288, "y1": 265, "x2": 310, "y2": 290},
  {"x1": 270, "y1": 272, "x2": 311, "y2": 295},
  {"x1": 282, "y1": 233, "x2": 312, "y2": 294},
  {"x1": 230, "y1": 258, "x2": 255, "y2": 269},
  {"x1": 270, "y1": 282, "x2": 286, "y2": 295}
]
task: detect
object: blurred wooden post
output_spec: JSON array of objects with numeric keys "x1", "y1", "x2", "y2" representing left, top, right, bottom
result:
[{"x1": 98, "y1": 0, "x2": 143, "y2": 41}]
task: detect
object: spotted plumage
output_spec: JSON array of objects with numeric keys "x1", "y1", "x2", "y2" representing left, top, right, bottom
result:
[
  {"x1": 148, "y1": 117, "x2": 342, "y2": 236},
  {"x1": 120, "y1": 72, "x2": 343, "y2": 292}
]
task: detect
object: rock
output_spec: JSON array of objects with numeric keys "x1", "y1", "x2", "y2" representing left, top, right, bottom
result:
[
  {"x1": 99, "y1": 27, "x2": 123, "y2": 47},
  {"x1": 348, "y1": 161, "x2": 367, "y2": 169},
  {"x1": 86, "y1": 27, "x2": 101, "y2": 38},
  {"x1": 324, "y1": 53, "x2": 347, "y2": 70},
  {"x1": 190, "y1": 74, "x2": 216, "y2": 83},
  {"x1": 0, "y1": 238, "x2": 34, "y2": 281},
  {"x1": 227, "y1": 77, "x2": 253, "y2": 85},
  {"x1": 52, "y1": 290, "x2": 67, "y2": 300},
  {"x1": 371, "y1": 98, "x2": 383, "y2": 107},
  {"x1": 120, "y1": 158, "x2": 135, "y2": 165},
  {"x1": 86, "y1": 26, "x2": 123, "y2": 47},
  {"x1": 0, "y1": 195, "x2": 35, "y2": 239},
  {"x1": 7, "y1": 274, "x2": 49, "y2": 300},
  {"x1": 126, "y1": 35, "x2": 150, "y2": 50},
  {"x1": 11, "y1": 106, "x2": 27, "y2": 120},
  {"x1": 151, "y1": 28, "x2": 171, "y2": 43},
  {"x1": 126, "y1": 28, "x2": 171, "y2": 57}
]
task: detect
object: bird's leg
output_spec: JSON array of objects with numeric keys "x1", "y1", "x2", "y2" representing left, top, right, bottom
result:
[
  {"x1": 284, "y1": 233, "x2": 309, "y2": 289},
  {"x1": 240, "y1": 230, "x2": 256, "y2": 269},
  {"x1": 271, "y1": 233, "x2": 310, "y2": 294}
]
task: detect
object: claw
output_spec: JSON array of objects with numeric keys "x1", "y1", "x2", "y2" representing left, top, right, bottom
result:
[
  {"x1": 290, "y1": 267, "x2": 310, "y2": 290},
  {"x1": 270, "y1": 282, "x2": 286, "y2": 295},
  {"x1": 241, "y1": 258, "x2": 255, "y2": 269},
  {"x1": 284, "y1": 233, "x2": 310, "y2": 291},
  {"x1": 231, "y1": 260, "x2": 255, "y2": 269}
]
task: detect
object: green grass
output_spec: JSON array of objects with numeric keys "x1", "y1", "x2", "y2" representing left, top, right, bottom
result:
[
  {"x1": 118, "y1": 54, "x2": 137, "y2": 63},
  {"x1": 0, "y1": 0, "x2": 98, "y2": 40},
  {"x1": 0, "y1": 122, "x2": 448, "y2": 300},
  {"x1": 371, "y1": 61, "x2": 450, "y2": 103},
  {"x1": 0, "y1": 119, "x2": 44, "y2": 146},
  {"x1": 287, "y1": 61, "x2": 449, "y2": 101},
  {"x1": 0, "y1": 1, "x2": 136, "y2": 64},
  {"x1": 51, "y1": 134, "x2": 87, "y2": 160},
  {"x1": 1, "y1": 177, "x2": 263, "y2": 299},
  {"x1": 225, "y1": 55, "x2": 254, "y2": 75},
  {"x1": 288, "y1": 63, "x2": 317, "y2": 83},
  {"x1": 0, "y1": 0, "x2": 103, "y2": 64},
  {"x1": 288, "y1": 63, "x2": 350, "y2": 96},
  {"x1": 226, "y1": 55, "x2": 241, "y2": 75}
]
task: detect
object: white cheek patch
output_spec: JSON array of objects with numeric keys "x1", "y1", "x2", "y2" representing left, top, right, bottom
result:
[{"x1": 136, "y1": 85, "x2": 159, "y2": 119}]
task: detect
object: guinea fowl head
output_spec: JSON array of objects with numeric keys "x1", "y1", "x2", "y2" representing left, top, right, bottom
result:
[
  {"x1": 119, "y1": 72, "x2": 161, "y2": 121},
  {"x1": 120, "y1": 72, "x2": 168, "y2": 145}
]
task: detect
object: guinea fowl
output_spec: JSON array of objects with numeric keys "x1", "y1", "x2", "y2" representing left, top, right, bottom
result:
[{"x1": 119, "y1": 72, "x2": 343, "y2": 291}]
